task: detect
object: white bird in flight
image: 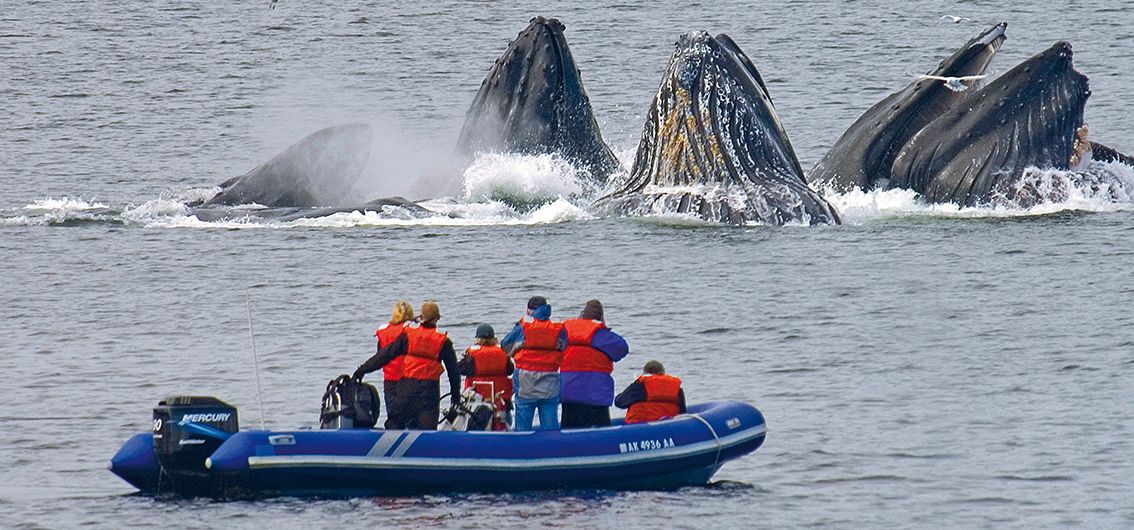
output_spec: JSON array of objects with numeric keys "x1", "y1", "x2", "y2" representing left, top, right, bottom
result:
[
  {"x1": 939, "y1": 15, "x2": 972, "y2": 23},
  {"x1": 918, "y1": 74, "x2": 988, "y2": 92}
]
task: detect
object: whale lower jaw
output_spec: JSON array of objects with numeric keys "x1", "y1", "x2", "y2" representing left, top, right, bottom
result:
[{"x1": 595, "y1": 183, "x2": 838, "y2": 226}]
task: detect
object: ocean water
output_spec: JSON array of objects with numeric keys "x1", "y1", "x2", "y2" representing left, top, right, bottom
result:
[{"x1": 2, "y1": 1, "x2": 1133, "y2": 527}]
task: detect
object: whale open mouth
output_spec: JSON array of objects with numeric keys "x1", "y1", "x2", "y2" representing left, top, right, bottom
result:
[
  {"x1": 891, "y1": 40, "x2": 1091, "y2": 206},
  {"x1": 630, "y1": 31, "x2": 802, "y2": 190},
  {"x1": 810, "y1": 22, "x2": 1011, "y2": 192},
  {"x1": 593, "y1": 31, "x2": 838, "y2": 225}
]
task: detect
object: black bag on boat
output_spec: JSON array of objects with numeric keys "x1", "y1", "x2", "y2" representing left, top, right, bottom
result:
[
  {"x1": 466, "y1": 404, "x2": 494, "y2": 431},
  {"x1": 319, "y1": 374, "x2": 380, "y2": 429}
]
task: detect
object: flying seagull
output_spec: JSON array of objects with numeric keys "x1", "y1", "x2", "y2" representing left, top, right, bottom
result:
[
  {"x1": 917, "y1": 74, "x2": 987, "y2": 92},
  {"x1": 939, "y1": 15, "x2": 972, "y2": 23}
]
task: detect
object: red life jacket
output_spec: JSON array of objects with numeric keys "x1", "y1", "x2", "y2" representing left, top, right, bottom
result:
[
  {"x1": 560, "y1": 318, "x2": 611, "y2": 373},
  {"x1": 513, "y1": 317, "x2": 565, "y2": 372},
  {"x1": 626, "y1": 374, "x2": 682, "y2": 424},
  {"x1": 400, "y1": 323, "x2": 447, "y2": 381},
  {"x1": 376, "y1": 322, "x2": 408, "y2": 381},
  {"x1": 463, "y1": 344, "x2": 513, "y2": 401}
]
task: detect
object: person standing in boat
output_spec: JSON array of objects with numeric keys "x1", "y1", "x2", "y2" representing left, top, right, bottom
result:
[
  {"x1": 615, "y1": 360, "x2": 686, "y2": 424},
  {"x1": 500, "y1": 296, "x2": 567, "y2": 431},
  {"x1": 354, "y1": 301, "x2": 460, "y2": 430},
  {"x1": 459, "y1": 324, "x2": 515, "y2": 429},
  {"x1": 559, "y1": 299, "x2": 629, "y2": 429},
  {"x1": 373, "y1": 300, "x2": 415, "y2": 426}
]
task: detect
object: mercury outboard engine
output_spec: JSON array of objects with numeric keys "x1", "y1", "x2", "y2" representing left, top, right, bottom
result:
[{"x1": 153, "y1": 396, "x2": 238, "y2": 494}]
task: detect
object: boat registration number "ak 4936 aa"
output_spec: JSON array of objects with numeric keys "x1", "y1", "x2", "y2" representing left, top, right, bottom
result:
[{"x1": 618, "y1": 438, "x2": 676, "y2": 453}]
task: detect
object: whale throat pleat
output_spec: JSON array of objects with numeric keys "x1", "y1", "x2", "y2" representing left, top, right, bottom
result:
[{"x1": 596, "y1": 32, "x2": 838, "y2": 225}]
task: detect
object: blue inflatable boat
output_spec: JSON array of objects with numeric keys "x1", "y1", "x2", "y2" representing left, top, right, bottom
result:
[{"x1": 110, "y1": 397, "x2": 766, "y2": 497}]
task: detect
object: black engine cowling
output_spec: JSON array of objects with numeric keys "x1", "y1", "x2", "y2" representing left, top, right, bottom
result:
[{"x1": 153, "y1": 395, "x2": 238, "y2": 493}]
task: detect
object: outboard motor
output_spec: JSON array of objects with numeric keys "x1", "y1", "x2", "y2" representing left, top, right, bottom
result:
[
  {"x1": 152, "y1": 396, "x2": 238, "y2": 493},
  {"x1": 320, "y1": 375, "x2": 380, "y2": 429}
]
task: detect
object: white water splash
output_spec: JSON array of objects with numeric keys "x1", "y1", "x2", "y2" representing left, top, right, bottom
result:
[
  {"x1": 22, "y1": 198, "x2": 109, "y2": 211},
  {"x1": 820, "y1": 162, "x2": 1134, "y2": 224},
  {"x1": 823, "y1": 186, "x2": 928, "y2": 223},
  {"x1": 1011, "y1": 162, "x2": 1134, "y2": 210},
  {"x1": 597, "y1": 146, "x2": 638, "y2": 196},
  {"x1": 281, "y1": 197, "x2": 591, "y2": 228},
  {"x1": 526, "y1": 198, "x2": 594, "y2": 224},
  {"x1": 121, "y1": 199, "x2": 190, "y2": 224},
  {"x1": 141, "y1": 215, "x2": 271, "y2": 230},
  {"x1": 461, "y1": 152, "x2": 586, "y2": 204},
  {"x1": 7, "y1": 159, "x2": 1132, "y2": 229},
  {"x1": 170, "y1": 186, "x2": 224, "y2": 205},
  {"x1": 1, "y1": 197, "x2": 114, "y2": 226}
]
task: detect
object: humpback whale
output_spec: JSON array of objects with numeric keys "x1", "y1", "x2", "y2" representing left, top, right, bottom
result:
[
  {"x1": 592, "y1": 32, "x2": 839, "y2": 225},
  {"x1": 203, "y1": 124, "x2": 374, "y2": 207},
  {"x1": 811, "y1": 22, "x2": 1008, "y2": 191},
  {"x1": 456, "y1": 17, "x2": 620, "y2": 184},
  {"x1": 193, "y1": 123, "x2": 436, "y2": 220},
  {"x1": 890, "y1": 41, "x2": 1091, "y2": 206},
  {"x1": 1087, "y1": 141, "x2": 1134, "y2": 167}
]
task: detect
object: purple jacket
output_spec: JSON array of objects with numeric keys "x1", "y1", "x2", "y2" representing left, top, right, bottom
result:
[{"x1": 559, "y1": 326, "x2": 629, "y2": 406}]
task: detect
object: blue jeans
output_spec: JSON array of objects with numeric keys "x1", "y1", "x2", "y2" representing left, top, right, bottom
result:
[{"x1": 514, "y1": 396, "x2": 560, "y2": 431}]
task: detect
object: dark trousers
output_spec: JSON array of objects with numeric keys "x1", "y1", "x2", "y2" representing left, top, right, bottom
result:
[
  {"x1": 561, "y1": 402, "x2": 611, "y2": 429},
  {"x1": 385, "y1": 379, "x2": 440, "y2": 430},
  {"x1": 383, "y1": 380, "x2": 398, "y2": 418}
]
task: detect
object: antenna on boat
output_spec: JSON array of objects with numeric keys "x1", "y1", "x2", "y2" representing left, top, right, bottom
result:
[{"x1": 244, "y1": 288, "x2": 267, "y2": 430}]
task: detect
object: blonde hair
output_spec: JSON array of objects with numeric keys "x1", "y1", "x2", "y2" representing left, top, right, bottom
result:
[
  {"x1": 389, "y1": 300, "x2": 414, "y2": 324},
  {"x1": 475, "y1": 337, "x2": 498, "y2": 347}
]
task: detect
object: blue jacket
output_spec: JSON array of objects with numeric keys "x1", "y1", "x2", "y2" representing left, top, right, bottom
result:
[
  {"x1": 559, "y1": 325, "x2": 629, "y2": 406},
  {"x1": 500, "y1": 304, "x2": 567, "y2": 354},
  {"x1": 500, "y1": 304, "x2": 568, "y2": 399}
]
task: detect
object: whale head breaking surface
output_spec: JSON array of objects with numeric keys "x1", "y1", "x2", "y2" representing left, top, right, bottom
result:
[
  {"x1": 810, "y1": 22, "x2": 1008, "y2": 191},
  {"x1": 203, "y1": 123, "x2": 373, "y2": 208},
  {"x1": 890, "y1": 41, "x2": 1090, "y2": 206},
  {"x1": 456, "y1": 16, "x2": 619, "y2": 184},
  {"x1": 592, "y1": 31, "x2": 838, "y2": 225}
]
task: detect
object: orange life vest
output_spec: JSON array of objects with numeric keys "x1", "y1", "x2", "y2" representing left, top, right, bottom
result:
[
  {"x1": 376, "y1": 322, "x2": 408, "y2": 381},
  {"x1": 400, "y1": 324, "x2": 447, "y2": 380},
  {"x1": 463, "y1": 344, "x2": 513, "y2": 401},
  {"x1": 626, "y1": 374, "x2": 682, "y2": 424},
  {"x1": 560, "y1": 319, "x2": 611, "y2": 373},
  {"x1": 513, "y1": 317, "x2": 565, "y2": 372}
]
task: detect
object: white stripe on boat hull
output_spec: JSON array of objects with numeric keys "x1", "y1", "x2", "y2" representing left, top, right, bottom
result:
[{"x1": 247, "y1": 425, "x2": 765, "y2": 472}]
